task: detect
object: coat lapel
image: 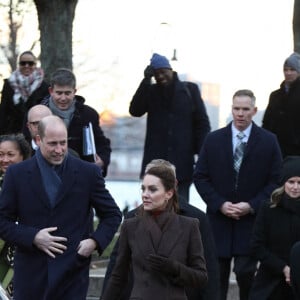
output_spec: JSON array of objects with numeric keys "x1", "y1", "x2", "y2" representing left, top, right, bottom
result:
[
  {"x1": 27, "y1": 157, "x2": 51, "y2": 209},
  {"x1": 135, "y1": 216, "x2": 157, "y2": 255},
  {"x1": 156, "y1": 214, "x2": 183, "y2": 257},
  {"x1": 243, "y1": 122, "x2": 260, "y2": 160},
  {"x1": 135, "y1": 213, "x2": 184, "y2": 258},
  {"x1": 54, "y1": 156, "x2": 78, "y2": 207},
  {"x1": 223, "y1": 124, "x2": 236, "y2": 172}
]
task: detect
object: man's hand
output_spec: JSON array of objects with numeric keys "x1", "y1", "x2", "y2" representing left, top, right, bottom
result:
[
  {"x1": 232, "y1": 202, "x2": 252, "y2": 217},
  {"x1": 221, "y1": 202, "x2": 253, "y2": 219},
  {"x1": 94, "y1": 154, "x2": 104, "y2": 168},
  {"x1": 77, "y1": 238, "x2": 97, "y2": 257},
  {"x1": 144, "y1": 65, "x2": 154, "y2": 80},
  {"x1": 220, "y1": 201, "x2": 241, "y2": 219},
  {"x1": 33, "y1": 227, "x2": 67, "y2": 258}
]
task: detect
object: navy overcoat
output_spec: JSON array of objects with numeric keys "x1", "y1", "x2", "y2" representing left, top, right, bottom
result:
[
  {"x1": 0, "y1": 154, "x2": 122, "y2": 300},
  {"x1": 193, "y1": 122, "x2": 282, "y2": 257}
]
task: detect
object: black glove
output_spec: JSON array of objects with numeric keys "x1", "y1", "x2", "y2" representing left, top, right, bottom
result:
[
  {"x1": 144, "y1": 65, "x2": 154, "y2": 79},
  {"x1": 147, "y1": 254, "x2": 179, "y2": 276}
]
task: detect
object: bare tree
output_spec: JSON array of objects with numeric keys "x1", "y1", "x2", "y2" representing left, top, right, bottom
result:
[
  {"x1": 0, "y1": 0, "x2": 33, "y2": 71},
  {"x1": 33, "y1": 0, "x2": 78, "y2": 81},
  {"x1": 294, "y1": 0, "x2": 300, "y2": 52}
]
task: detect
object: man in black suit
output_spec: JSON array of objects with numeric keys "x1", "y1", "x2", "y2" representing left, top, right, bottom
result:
[{"x1": 193, "y1": 89, "x2": 282, "y2": 300}]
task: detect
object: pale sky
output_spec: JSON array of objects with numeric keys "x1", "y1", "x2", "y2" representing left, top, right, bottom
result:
[
  {"x1": 1, "y1": 0, "x2": 294, "y2": 127},
  {"x1": 72, "y1": 0, "x2": 294, "y2": 126}
]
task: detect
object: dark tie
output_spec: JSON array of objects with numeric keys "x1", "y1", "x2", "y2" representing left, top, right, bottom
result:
[{"x1": 233, "y1": 132, "x2": 246, "y2": 174}]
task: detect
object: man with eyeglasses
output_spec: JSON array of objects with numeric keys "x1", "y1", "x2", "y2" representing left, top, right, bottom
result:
[
  {"x1": 0, "y1": 51, "x2": 49, "y2": 135},
  {"x1": 26, "y1": 104, "x2": 53, "y2": 153}
]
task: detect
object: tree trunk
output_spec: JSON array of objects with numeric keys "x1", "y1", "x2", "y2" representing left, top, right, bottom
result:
[
  {"x1": 293, "y1": 0, "x2": 300, "y2": 53},
  {"x1": 33, "y1": 0, "x2": 78, "y2": 82}
]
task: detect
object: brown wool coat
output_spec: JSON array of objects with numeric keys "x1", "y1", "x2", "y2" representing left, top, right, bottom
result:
[{"x1": 102, "y1": 212, "x2": 207, "y2": 300}]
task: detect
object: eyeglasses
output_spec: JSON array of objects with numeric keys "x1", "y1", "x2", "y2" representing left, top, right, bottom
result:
[
  {"x1": 19, "y1": 61, "x2": 35, "y2": 66},
  {"x1": 29, "y1": 121, "x2": 40, "y2": 126}
]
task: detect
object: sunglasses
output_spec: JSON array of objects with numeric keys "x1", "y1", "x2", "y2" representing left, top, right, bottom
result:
[{"x1": 19, "y1": 61, "x2": 35, "y2": 66}]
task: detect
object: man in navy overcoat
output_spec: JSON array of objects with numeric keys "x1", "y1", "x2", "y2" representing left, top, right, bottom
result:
[
  {"x1": 193, "y1": 89, "x2": 282, "y2": 300},
  {"x1": 0, "y1": 115, "x2": 122, "y2": 300}
]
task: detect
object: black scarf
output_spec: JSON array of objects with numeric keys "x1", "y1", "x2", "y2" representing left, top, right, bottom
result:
[
  {"x1": 280, "y1": 193, "x2": 300, "y2": 215},
  {"x1": 35, "y1": 149, "x2": 66, "y2": 207}
]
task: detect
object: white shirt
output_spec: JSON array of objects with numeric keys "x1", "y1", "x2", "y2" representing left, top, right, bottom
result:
[
  {"x1": 231, "y1": 123, "x2": 252, "y2": 152},
  {"x1": 31, "y1": 139, "x2": 39, "y2": 150}
]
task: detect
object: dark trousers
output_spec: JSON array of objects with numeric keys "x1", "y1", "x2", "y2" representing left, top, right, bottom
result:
[
  {"x1": 219, "y1": 256, "x2": 257, "y2": 300},
  {"x1": 177, "y1": 180, "x2": 191, "y2": 203}
]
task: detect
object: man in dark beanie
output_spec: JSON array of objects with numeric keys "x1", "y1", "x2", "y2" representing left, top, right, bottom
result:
[
  {"x1": 129, "y1": 53, "x2": 211, "y2": 202},
  {"x1": 262, "y1": 52, "x2": 300, "y2": 157}
]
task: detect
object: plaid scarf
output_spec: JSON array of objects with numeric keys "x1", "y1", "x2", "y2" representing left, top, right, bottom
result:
[{"x1": 8, "y1": 68, "x2": 44, "y2": 105}]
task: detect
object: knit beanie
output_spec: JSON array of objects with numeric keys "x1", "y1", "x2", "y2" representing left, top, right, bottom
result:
[
  {"x1": 283, "y1": 52, "x2": 300, "y2": 73},
  {"x1": 280, "y1": 156, "x2": 300, "y2": 184},
  {"x1": 150, "y1": 53, "x2": 172, "y2": 70}
]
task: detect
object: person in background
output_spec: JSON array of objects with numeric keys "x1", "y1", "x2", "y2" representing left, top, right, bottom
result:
[
  {"x1": 26, "y1": 104, "x2": 53, "y2": 153},
  {"x1": 129, "y1": 53, "x2": 211, "y2": 202},
  {"x1": 25, "y1": 105, "x2": 79, "y2": 158},
  {"x1": 262, "y1": 52, "x2": 300, "y2": 158},
  {"x1": 101, "y1": 159, "x2": 220, "y2": 300},
  {"x1": 41, "y1": 68, "x2": 111, "y2": 176},
  {"x1": 0, "y1": 51, "x2": 49, "y2": 135},
  {"x1": 0, "y1": 116, "x2": 122, "y2": 300},
  {"x1": 193, "y1": 89, "x2": 282, "y2": 300},
  {"x1": 0, "y1": 134, "x2": 31, "y2": 297},
  {"x1": 250, "y1": 156, "x2": 300, "y2": 300},
  {"x1": 290, "y1": 240, "x2": 300, "y2": 299},
  {"x1": 101, "y1": 159, "x2": 207, "y2": 300}
]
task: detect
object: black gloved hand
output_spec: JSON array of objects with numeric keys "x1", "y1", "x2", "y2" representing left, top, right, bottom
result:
[
  {"x1": 147, "y1": 254, "x2": 179, "y2": 276},
  {"x1": 144, "y1": 65, "x2": 154, "y2": 79}
]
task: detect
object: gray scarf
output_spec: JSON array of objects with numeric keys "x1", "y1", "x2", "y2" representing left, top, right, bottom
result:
[{"x1": 49, "y1": 97, "x2": 76, "y2": 128}]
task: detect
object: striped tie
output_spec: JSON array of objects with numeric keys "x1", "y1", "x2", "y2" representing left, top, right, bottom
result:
[{"x1": 233, "y1": 132, "x2": 246, "y2": 173}]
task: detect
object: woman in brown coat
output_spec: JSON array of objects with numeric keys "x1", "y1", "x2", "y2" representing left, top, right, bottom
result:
[{"x1": 102, "y1": 159, "x2": 207, "y2": 300}]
